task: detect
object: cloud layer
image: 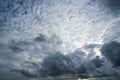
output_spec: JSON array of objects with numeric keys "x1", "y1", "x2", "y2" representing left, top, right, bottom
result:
[
  {"x1": 0, "y1": 0, "x2": 120, "y2": 79},
  {"x1": 101, "y1": 41, "x2": 120, "y2": 67}
]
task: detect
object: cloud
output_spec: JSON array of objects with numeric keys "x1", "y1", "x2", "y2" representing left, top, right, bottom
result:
[
  {"x1": 10, "y1": 49, "x2": 104, "y2": 78},
  {"x1": 67, "y1": 49, "x2": 104, "y2": 78},
  {"x1": 34, "y1": 34, "x2": 48, "y2": 42},
  {"x1": 10, "y1": 68, "x2": 39, "y2": 77},
  {"x1": 83, "y1": 44, "x2": 101, "y2": 49},
  {"x1": 107, "y1": 0, "x2": 120, "y2": 13},
  {"x1": 10, "y1": 52, "x2": 75, "y2": 77},
  {"x1": 92, "y1": 67, "x2": 118, "y2": 78},
  {"x1": 103, "y1": 20, "x2": 120, "y2": 43},
  {"x1": 74, "y1": 56, "x2": 104, "y2": 78},
  {"x1": 39, "y1": 52, "x2": 74, "y2": 76},
  {"x1": 8, "y1": 46, "x2": 23, "y2": 52},
  {"x1": 93, "y1": 0, "x2": 120, "y2": 16},
  {"x1": 7, "y1": 40, "x2": 31, "y2": 52},
  {"x1": 34, "y1": 52, "x2": 104, "y2": 78},
  {"x1": 33, "y1": 34, "x2": 62, "y2": 55},
  {"x1": 100, "y1": 41, "x2": 120, "y2": 67},
  {"x1": 1, "y1": 0, "x2": 120, "y2": 79},
  {"x1": 92, "y1": 56, "x2": 104, "y2": 68}
]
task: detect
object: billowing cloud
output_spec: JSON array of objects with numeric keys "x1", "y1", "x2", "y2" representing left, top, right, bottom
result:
[
  {"x1": 100, "y1": 41, "x2": 120, "y2": 67},
  {"x1": 92, "y1": 56, "x2": 104, "y2": 68},
  {"x1": 39, "y1": 52, "x2": 74, "y2": 76},
  {"x1": 10, "y1": 49, "x2": 104, "y2": 78},
  {"x1": 0, "y1": 0, "x2": 120, "y2": 79}
]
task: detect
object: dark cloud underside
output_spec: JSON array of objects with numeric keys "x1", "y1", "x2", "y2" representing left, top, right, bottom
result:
[
  {"x1": 0, "y1": 0, "x2": 120, "y2": 79},
  {"x1": 100, "y1": 41, "x2": 120, "y2": 67}
]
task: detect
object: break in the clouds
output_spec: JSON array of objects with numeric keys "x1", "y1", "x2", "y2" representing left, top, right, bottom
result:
[{"x1": 0, "y1": 0, "x2": 120, "y2": 79}]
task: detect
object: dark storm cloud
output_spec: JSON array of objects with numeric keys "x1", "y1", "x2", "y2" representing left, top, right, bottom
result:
[
  {"x1": 67, "y1": 49, "x2": 104, "y2": 78},
  {"x1": 39, "y1": 52, "x2": 74, "y2": 76},
  {"x1": 10, "y1": 52, "x2": 75, "y2": 77},
  {"x1": 75, "y1": 61, "x2": 95, "y2": 74},
  {"x1": 68, "y1": 49, "x2": 103, "y2": 74},
  {"x1": 92, "y1": 56, "x2": 104, "y2": 68},
  {"x1": 13, "y1": 50, "x2": 104, "y2": 78},
  {"x1": 100, "y1": 41, "x2": 120, "y2": 67},
  {"x1": 75, "y1": 56, "x2": 104, "y2": 76}
]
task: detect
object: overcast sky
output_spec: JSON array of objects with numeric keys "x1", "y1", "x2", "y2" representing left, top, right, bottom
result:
[{"x1": 0, "y1": 0, "x2": 120, "y2": 80}]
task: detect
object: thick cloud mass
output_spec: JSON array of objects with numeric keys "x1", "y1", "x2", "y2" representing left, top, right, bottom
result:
[
  {"x1": 0, "y1": 0, "x2": 120, "y2": 79},
  {"x1": 107, "y1": 0, "x2": 120, "y2": 15},
  {"x1": 92, "y1": 56, "x2": 103, "y2": 68},
  {"x1": 40, "y1": 53, "x2": 74, "y2": 76},
  {"x1": 11, "y1": 50, "x2": 104, "y2": 78},
  {"x1": 101, "y1": 41, "x2": 120, "y2": 67}
]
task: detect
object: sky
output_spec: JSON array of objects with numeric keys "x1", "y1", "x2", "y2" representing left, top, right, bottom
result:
[{"x1": 0, "y1": 0, "x2": 120, "y2": 80}]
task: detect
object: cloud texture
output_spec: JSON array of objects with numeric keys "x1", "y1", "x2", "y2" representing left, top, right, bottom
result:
[{"x1": 0, "y1": 0, "x2": 120, "y2": 79}]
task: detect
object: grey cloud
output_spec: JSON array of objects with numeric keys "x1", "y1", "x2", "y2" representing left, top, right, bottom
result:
[
  {"x1": 41, "y1": 54, "x2": 103, "y2": 78},
  {"x1": 75, "y1": 56, "x2": 104, "y2": 78},
  {"x1": 83, "y1": 44, "x2": 101, "y2": 49},
  {"x1": 1, "y1": 0, "x2": 120, "y2": 79},
  {"x1": 92, "y1": 56, "x2": 104, "y2": 68},
  {"x1": 94, "y1": 0, "x2": 120, "y2": 16},
  {"x1": 68, "y1": 49, "x2": 104, "y2": 78},
  {"x1": 13, "y1": 49, "x2": 104, "y2": 78},
  {"x1": 8, "y1": 40, "x2": 31, "y2": 46},
  {"x1": 7, "y1": 40, "x2": 31, "y2": 52},
  {"x1": 107, "y1": 0, "x2": 120, "y2": 14},
  {"x1": 8, "y1": 45, "x2": 23, "y2": 52},
  {"x1": 91, "y1": 63, "x2": 120, "y2": 79},
  {"x1": 39, "y1": 52, "x2": 74, "y2": 77},
  {"x1": 2, "y1": 33, "x2": 62, "y2": 66},
  {"x1": 10, "y1": 52, "x2": 74, "y2": 77},
  {"x1": 68, "y1": 49, "x2": 86, "y2": 68},
  {"x1": 100, "y1": 41, "x2": 120, "y2": 67},
  {"x1": 10, "y1": 68, "x2": 40, "y2": 77},
  {"x1": 34, "y1": 34, "x2": 48, "y2": 42}
]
